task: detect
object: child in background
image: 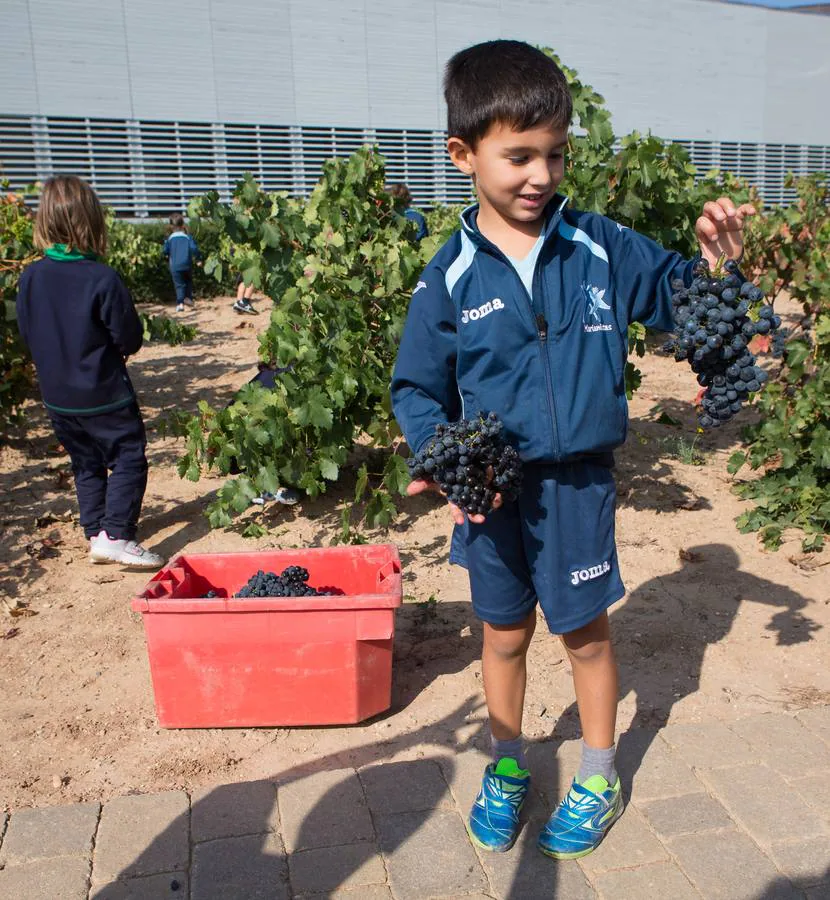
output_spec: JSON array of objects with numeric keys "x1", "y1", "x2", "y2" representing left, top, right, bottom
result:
[
  {"x1": 388, "y1": 183, "x2": 429, "y2": 241},
  {"x1": 16, "y1": 175, "x2": 165, "y2": 569},
  {"x1": 392, "y1": 40, "x2": 754, "y2": 860},
  {"x1": 163, "y1": 213, "x2": 200, "y2": 312},
  {"x1": 232, "y1": 273, "x2": 259, "y2": 315},
  {"x1": 226, "y1": 363, "x2": 301, "y2": 506}
]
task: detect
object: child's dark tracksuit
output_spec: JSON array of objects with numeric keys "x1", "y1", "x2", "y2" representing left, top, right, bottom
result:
[
  {"x1": 16, "y1": 254, "x2": 148, "y2": 542},
  {"x1": 226, "y1": 364, "x2": 291, "y2": 475},
  {"x1": 404, "y1": 208, "x2": 429, "y2": 241},
  {"x1": 391, "y1": 196, "x2": 700, "y2": 633},
  {"x1": 162, "y1": 231, "x2": 200, "y2": 303}
]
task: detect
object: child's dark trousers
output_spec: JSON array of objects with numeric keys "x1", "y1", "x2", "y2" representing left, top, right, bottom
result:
[
  {"x1": 47, "y1": 403, "x2": 149, "y2": 541},
  {"x1": 171, "y1": 268, "x2": 193, "y2": 303}
]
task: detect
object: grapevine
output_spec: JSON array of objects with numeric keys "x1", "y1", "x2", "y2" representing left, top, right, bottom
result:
[
  {"x1": 726, "y1": 174, "x2": 830, "y2": 551},
  {"x1": 178, "y1": 150, "x2": 432, "y2": 529},
  {"x1": 139, "y1": 312, "x2": 197, "y2": 346}
]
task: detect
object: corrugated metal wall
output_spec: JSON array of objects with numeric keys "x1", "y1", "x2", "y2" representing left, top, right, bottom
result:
[{"x1": 2, "y1": 0, "x2": 829, "y2": 212}]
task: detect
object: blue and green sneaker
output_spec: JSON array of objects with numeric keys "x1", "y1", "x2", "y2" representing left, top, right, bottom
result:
[
  {"x1": 537, "y1": 774, "x2": 623, "y2": 859},
  {"x1": 466, "y1": 757, "x2": 531, "y2": 852}
]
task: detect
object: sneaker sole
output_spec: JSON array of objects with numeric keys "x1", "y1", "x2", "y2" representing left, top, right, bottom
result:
[
  {"x1": 89, "y1": 551, "x2": 162, "y2": 569},
  {"x1": 537, "y1": 803, "x2": 624, "y2": 860},
  {"x1": 464, "y1": 786, "x2": 529, "y2": 854},
  {"x1": 464, "y1": 819, "x2": 520, "y2": 854},
  {"x1": 89, "y1": 554, "x2": 119, "y2": 565}
]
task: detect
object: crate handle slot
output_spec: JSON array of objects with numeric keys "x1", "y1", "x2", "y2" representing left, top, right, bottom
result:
[
  {"x1": 376, "y1": 559, "x2": 400, "y2": 588},
  {"x1": 147, "y1": 578, "x2": 175, "y2": 598}
]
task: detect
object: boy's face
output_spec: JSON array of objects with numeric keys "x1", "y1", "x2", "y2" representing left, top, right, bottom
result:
[{"x1": 448, "y1": 121, "x2": 568, "y2": 233}]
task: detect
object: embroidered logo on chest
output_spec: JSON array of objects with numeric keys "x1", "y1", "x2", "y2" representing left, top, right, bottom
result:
[
  {"x1": 461, "y1": 298, "x2": 504, "y2": 324},
  {"x1": 582, "y1": 283, "x2": 614, "y2": 333}
]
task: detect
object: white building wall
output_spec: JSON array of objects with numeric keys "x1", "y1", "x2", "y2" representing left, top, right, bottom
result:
[
  {"x1": 1, "y1": 0, "x2": 39, "y2": 115},
  {"x1": 26, "y1": 0, "x2": 133, "y2": 119},
  {"x1": 122, "y1": 0, "x2": 218, "y2": 122},
  {"x1": 211, "y1": 0, "x2": 297, "y2": 123},
  {"x1": 2, "y1": 0, "x2": 829, "y2": 144}
]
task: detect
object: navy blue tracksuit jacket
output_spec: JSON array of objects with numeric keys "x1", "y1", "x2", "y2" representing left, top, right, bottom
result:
[
  {"x1": 16, "y1": 257, "x2": 142, "y2": 415},
  {"x1": 163, "y1": 231, "x2": 200, "y2": 270},
  {"x1": 391, "y1": 196, "x2": 699, "y2": 462}
]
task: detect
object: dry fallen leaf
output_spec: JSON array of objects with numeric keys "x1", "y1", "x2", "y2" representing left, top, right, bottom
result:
[
  {"x1": 788, "y1": 554, "x2": 830, "y2": 572},
  {"x1": 53, "y1": 470, "x2": 73, "y2": 489},
  {"x1": 24, "y1": 535, "x2": 62, "y2": 559},
  {"x1": 679, "y1": 548, "x2": 703, "y2": 563},
  {"x1": 1, "y1": 597, "x2": 38, "y2": 618},
  {"x1": 2, "y1": 627, "x2": 20, "y2": 639},
  {"x1": 672, "y1": 497, "x2": 704, "y2": 511},
  {"x1": 35, "y1": 511, "x2": 73, "y2": 528}
]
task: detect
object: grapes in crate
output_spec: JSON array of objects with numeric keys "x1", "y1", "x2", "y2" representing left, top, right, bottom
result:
[
  {"x1": 235, "y1": 566, "x2": 331, "y2": 598},
  {"x1": 663, "y1": 258, "x2": 780, "y2": 429},
  {"x1": 406, "y1": 412, "x2": 522, "y2": 516}
]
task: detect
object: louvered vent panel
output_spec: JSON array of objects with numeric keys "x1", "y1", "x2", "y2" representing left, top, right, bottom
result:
[{"x1": 1, "y1": 114, "x2": 826, "y2": 216}]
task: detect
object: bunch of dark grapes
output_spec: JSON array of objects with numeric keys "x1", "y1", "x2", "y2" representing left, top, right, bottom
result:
[
  {"x1": 771, "y1": 327, "x2": 791, "y2": 359},
  {"x1": 235, "y1": 566, "x2": 329, "y2": 598},
  {"x1": 664, "y1": 258, "x2": 781, "y2": 429},
  {"x1": 406, "y1": 412, "x2": 522, "y2": 516}
]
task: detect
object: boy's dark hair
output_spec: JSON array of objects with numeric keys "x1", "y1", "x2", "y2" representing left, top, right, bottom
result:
[
  {"x1": 34, "y1": 175, "x2": 107, "y2": 256},
  {"x1": 444, "y1": 41, "x2": 572, "y2": 147},
  {"x1": 169, "y1": 213, "x2": 186, "y2": 231},
  {"x1": 387, "y1": 183, "x2": 412, "y2": 206}
]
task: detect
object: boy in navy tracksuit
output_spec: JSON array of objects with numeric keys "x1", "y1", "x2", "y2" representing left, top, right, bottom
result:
[
  {"x1": 391, "y1": 41, "x2": 754, "y2": 859},
  {"x1": 388, "y1": 183, "x2": 430, "y2": 242},
  {"x1": 162, "y1": 214, "x2": 200, "y2": 312},
  {"x1": 16, "y1": 175, "x2": 165, "y2": 569}
]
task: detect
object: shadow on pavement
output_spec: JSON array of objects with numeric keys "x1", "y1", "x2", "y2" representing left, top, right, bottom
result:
[
  {"x1": 88, "y1": 696, "x2": 555, "y2": 899},
  {"x1": 551, "y1": 542, "x2": 820, "y2": 801},
  {"x1": 87, "y1": 543, "x2": 821, "y2": 899}
]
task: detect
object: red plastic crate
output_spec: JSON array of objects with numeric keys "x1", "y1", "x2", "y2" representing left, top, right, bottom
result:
[{"x1": 131, "y1": 544, "x2": 402, "y2": 728}]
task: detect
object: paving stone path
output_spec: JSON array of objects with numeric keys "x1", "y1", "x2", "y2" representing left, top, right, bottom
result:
[{"x1": 1, "y1": 709, "x2": 829, "y2": 899}]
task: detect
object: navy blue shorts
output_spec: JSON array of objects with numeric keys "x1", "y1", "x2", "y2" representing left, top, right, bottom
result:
[{"x1": 449, "y1": 461, "x2": 625, "y2": 634}]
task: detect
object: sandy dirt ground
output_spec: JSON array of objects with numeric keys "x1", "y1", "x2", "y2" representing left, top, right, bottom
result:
[{"x1": 1, "y1": 292, "x2": 827, "y2": 811}]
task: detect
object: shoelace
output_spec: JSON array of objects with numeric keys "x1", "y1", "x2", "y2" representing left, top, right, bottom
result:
[
  {"x1": 484, "y1": 774, "x2": 526, "y2": 814},
  {"x1": 124, "y1": 541, "x2": 153, "y2": 557}
]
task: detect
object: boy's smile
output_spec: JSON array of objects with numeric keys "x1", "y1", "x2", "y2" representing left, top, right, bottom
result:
[{"x1": 448, "y1": 122, "x2": 569, "y2": 245}]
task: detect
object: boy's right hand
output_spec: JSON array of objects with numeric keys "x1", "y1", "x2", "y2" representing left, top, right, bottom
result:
[{"x1": 406, "y1": 478, "x2": 502, "y2": 526}]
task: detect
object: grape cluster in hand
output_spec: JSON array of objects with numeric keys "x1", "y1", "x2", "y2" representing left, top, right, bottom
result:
[
  {"x1": 664, "y1": 259, "x2": 780, "y2": 429},
  {"x1": 406, "y1": 412, "x2": 522, "y2": 516},
  {"x1": 235, "y1": 566, "x2": 329, "y2": 598}
]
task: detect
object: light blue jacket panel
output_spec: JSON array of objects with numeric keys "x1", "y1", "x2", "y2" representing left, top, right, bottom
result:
[{"x1": 163, "y1": 231, "x2": 200, "y2": 271}]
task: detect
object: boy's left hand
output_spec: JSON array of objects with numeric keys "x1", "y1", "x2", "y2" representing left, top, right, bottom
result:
[{"x1": 695, "y1": 197, "x2": 757, "y2": 269}]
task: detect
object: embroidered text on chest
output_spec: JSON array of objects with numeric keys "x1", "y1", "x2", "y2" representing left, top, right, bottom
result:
[
  {"x1": 582, "y1": 283, "x2": 614, "y2": 333},
  {"x1": 461, "y1": 298, "x2": 505, "y2": 324}
]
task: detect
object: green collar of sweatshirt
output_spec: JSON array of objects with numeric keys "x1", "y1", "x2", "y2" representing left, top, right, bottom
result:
[{"x1": 44, "y1": 243, "x2": 98, "y2": 262}]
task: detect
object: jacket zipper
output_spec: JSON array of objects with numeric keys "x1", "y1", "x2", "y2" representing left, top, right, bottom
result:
[
  {"x1": 498, "y1": 248, "x2": 561, "y2": 460},
  {"x1": 533, "y1": 310, "x2": 560, "y2": 459},
  {"x1": 469, "y1": 210, "x2": 566, "y2": 460}
]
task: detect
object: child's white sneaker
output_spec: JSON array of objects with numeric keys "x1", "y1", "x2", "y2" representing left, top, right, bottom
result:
[
  {"x1": 176, "y1": 303, "x2": 185, "y2": 313},
  {"x1": 89, "y1": 530, "x2": 165, "y2": 569}
]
